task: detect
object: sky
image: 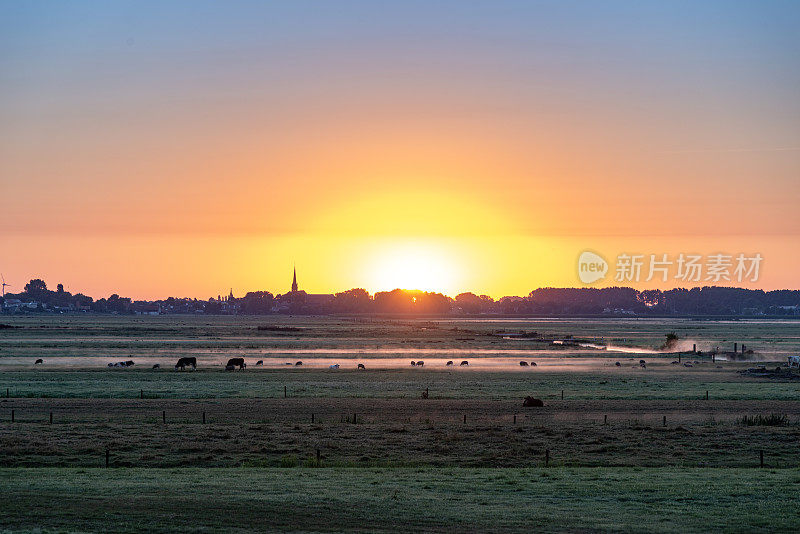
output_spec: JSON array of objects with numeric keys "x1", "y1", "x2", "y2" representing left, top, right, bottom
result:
[{"x1": 1, "y1": 1, "x2": 799, "y2": 299}]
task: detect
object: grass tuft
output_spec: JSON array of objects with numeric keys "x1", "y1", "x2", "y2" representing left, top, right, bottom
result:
[{"x1": 737, "y1": 414, "x2": 789, "y2": 426}]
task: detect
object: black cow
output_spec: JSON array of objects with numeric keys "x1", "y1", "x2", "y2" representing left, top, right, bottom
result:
[
  {"x1": 520, "y1": 361, "x2": 529, "y2": 366},
  {"x1": 522, "y1": 396, "x2": 544, "y2": 407},
  {"x1": 460, "y1": 361, "x2": 469, "y2": 366},
  {"x1": 446, "y1": 360, "x2": 454, "y2": 366},
  {"x1": 411, "y1": 361, "x2": 416, "y2": 366},
  {"x1": 530, "y1": 362, "x2": 537, "y2": 367},
  {"x1": 125, "y1": 360, "x2": 135, "y2": 367},
  {"x1": 615, "y1": 361, "x2": 621, "y2": 367},
  {"x1": 357, "y1": 363, "x2": 366, "y2": 369},
  {"x1": 175, "y1": 357, "x2": 197, "y2": 370},
  {"x1": 152, "y1": 364, "x2": 160, "y2": 369},
  {"x1": 416, "y1": 360, "x2": 424, "y2": 367},
  {"x1": 255, "y1": 360, "x2": 263, "y2": 366},
  {"x1": 226, "y1": 357, "x2": 246, "y2": 370},
  {"x1": 34, "y1": 358, "x2": 43, "y2": 365},
  {"x1": 295, "y1": 361, "x2": 303, "y2": 366}
]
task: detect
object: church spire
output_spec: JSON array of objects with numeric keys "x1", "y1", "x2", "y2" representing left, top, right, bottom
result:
[{"x1": 291, "y1": 264, "x2": 298, "y2": 292}]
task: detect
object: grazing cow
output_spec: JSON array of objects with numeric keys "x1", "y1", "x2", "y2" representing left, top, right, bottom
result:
[
  {"x1": 152, "y1": 364, "x2": 160, "y2": 369},
  {"x1": 639, "y1": 359, "x2": 646, "y2": 365},
  {"x1": 615, "y1": 361, "x2": 621, "y2": 367},
  {"x1": 789, "y1": 355, "x2": 800, "y2": 368},
  {"x1": 683, "y1": 362, "x2": 693, "y2": 367},
  {"x1": 416, "y1": 360, "x2": 424, "y2": 367},
  {"x1": 255, "y1": 360, "x2": 263, "y2": 366},
  {"x1": 460, "y1": 361, "x2": 469, "y2": 366},
  {"x1": 522, "y1": 396, "x2": 544, "y2": 407},
  {"x1": 295, "y1": 361, "x2": 303, "y2": 366},
  {"x1": 226, "y1": 357, "x2": 246, "y2": 370},
  {"x1": 357, "y1": 363, "x2": 366, "y2": 370},
  {"x1": 411, "y1": 361, "x2": 416, "y2": 366},
  {"x1": 34, "y1": 358, "x2": 43, "y2": 365},
  {"x1": 175, "y1": 357, "x2": 197, "y2": 371},
  {"x1": 108, "y1": 363, "x2": 114, "y2": 367},
  {"x1": 520, "y1": 361, "x2": 529, "y2": 366},
  {"x1": 640, "y1": 362, "x2": 646, "y2": 369},
  {"x1": 446, "y1": 361, "x2": 454, "y2": 366},
  {"x1": 530, "y1": 362, "x2": 537, "y2": 367},
  {"x1": 125, "y1": 360, "x2": 135, "y2": 367},
  {"x1": 329, "y1": 364, "x2": 340, "y2": 369}
]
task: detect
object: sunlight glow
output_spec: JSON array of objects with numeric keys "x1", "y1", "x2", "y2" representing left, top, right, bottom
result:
[{"x1": 365, "y1": 241, "x2": 462, "y2": 294}]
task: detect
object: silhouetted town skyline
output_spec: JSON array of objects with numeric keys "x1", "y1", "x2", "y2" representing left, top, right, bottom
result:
[{"x1": 2, "y1": 268, "x2": 800, "y2": 317}]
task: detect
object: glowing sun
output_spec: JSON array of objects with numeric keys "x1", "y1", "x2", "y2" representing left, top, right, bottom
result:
[{"x1": 365, "y1": 241, "x2": 461, "y2": 295}]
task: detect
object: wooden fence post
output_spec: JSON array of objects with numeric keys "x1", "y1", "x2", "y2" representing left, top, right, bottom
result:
[
  {"x1": 545, "y1": 449, "x2": 550, "y2": 466},
  {"x1": 663, "y1": 415, "x2": 666, "y2": 427},
  {"x1": 561, "y1": 390, "x2": 564, "y2": 400},
  {"x1": 202, "y1": 411, "x2": 206, "y2": 424},
  {"x1": 106, "y1": 449, "x2": 110, "y2": 468},
  {"x1": 50, "y1": 412, "x2": 53, "y2": 424},
  {"x1": 11, "y1": 409, "x2": 14, "y2": 423},
  {"x1": 604, "y1": 414, "x2": 607, "y2": 425},
  {"x1": 162, "y1": 410, "x2": 166, "y2": 424},
  {"x1": 760, "y1": 450, "x2": 764, "y2": 468},
  {"x1": 311, "y1": 413, "x2": 315, "y2": 424}
]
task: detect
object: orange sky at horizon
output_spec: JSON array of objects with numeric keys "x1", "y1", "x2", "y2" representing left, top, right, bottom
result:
[{"x1": 1, "y1": 3, "x2": 798, "y2": 300}]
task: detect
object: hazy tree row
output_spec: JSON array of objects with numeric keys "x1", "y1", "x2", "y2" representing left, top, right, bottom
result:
[{"x1": 3, "y1": 279, "x2": 799, "y2": 316}]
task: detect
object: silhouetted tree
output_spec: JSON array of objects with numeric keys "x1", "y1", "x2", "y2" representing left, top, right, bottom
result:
[{"x1": 330, "y1": 288, "x2": 371, "y2": 313}]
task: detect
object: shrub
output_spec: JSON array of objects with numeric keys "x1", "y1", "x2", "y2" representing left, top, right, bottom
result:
[
  {"x1": 303, "y1": 455, "x2": 323, "y2": 468},
  {"x1": 279, "y1": 454, "x2": 299, "y2": 467},
  {"x1": 738, "y1": 414, "x2": 788, "y2": 426}
]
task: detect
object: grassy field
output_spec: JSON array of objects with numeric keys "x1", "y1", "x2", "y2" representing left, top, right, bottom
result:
[
  {"x1": 2, "y1": 467, "x2": 799, "y2": 533},
  {"x1": 1, "y1": 315, "x2": 798, "y2": 364},
  {"x1": 1, "y1": 364, "x2": 799, "y2": 400},
  {"x1": 1, "y1": 315, "x2": 799, "y2": 531},
  {"x1": 2, "y1": 397, "x2": 800, "y2": 468}
]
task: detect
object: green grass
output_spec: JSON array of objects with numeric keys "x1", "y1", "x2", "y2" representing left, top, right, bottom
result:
[
  {"x1": 1, "y1": 467, "x2": 799, "y2": 533},
  {"x1": 2, "y1": 367, "x2": 799, "y2": 400},
  {"x1": 1, "y1": 316, "x2": 799, "y2": 531}
]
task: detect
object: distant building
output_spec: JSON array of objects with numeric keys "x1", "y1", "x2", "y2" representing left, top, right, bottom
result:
[{"x1": 275, "y1": 266, "x2": 333, "y2": 313}]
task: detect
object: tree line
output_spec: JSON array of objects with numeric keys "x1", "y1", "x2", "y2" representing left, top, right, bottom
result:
[{"x1": 2, "y1": 279, "x2": 799, "y2": 316}]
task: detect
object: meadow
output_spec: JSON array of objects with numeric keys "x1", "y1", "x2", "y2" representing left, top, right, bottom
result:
[
  {"x1": 1, "y1": 315, "x2": 799, "y2": 532},
  {"x1": 2, "y1": 467, "x2": 800, "y2": 533}
]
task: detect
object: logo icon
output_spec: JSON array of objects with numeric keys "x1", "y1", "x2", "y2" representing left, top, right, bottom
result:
[{"x1": 578, "y1": 251, "x2": 608, "y2": 284}]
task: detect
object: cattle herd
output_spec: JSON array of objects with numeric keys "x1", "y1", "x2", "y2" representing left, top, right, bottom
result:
[
  {"x1": 84, "y1": 358, "x2": 487, "y2": 370},
  {"x1": 30, "y1": 357, "x2": 658, "y2": 373},
  {"x1": 27, "y1": 357, "x2": 553, "y2": 370},
  {"x1": 107, "y1": 360, "x2": 135, "y2": 368}
]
